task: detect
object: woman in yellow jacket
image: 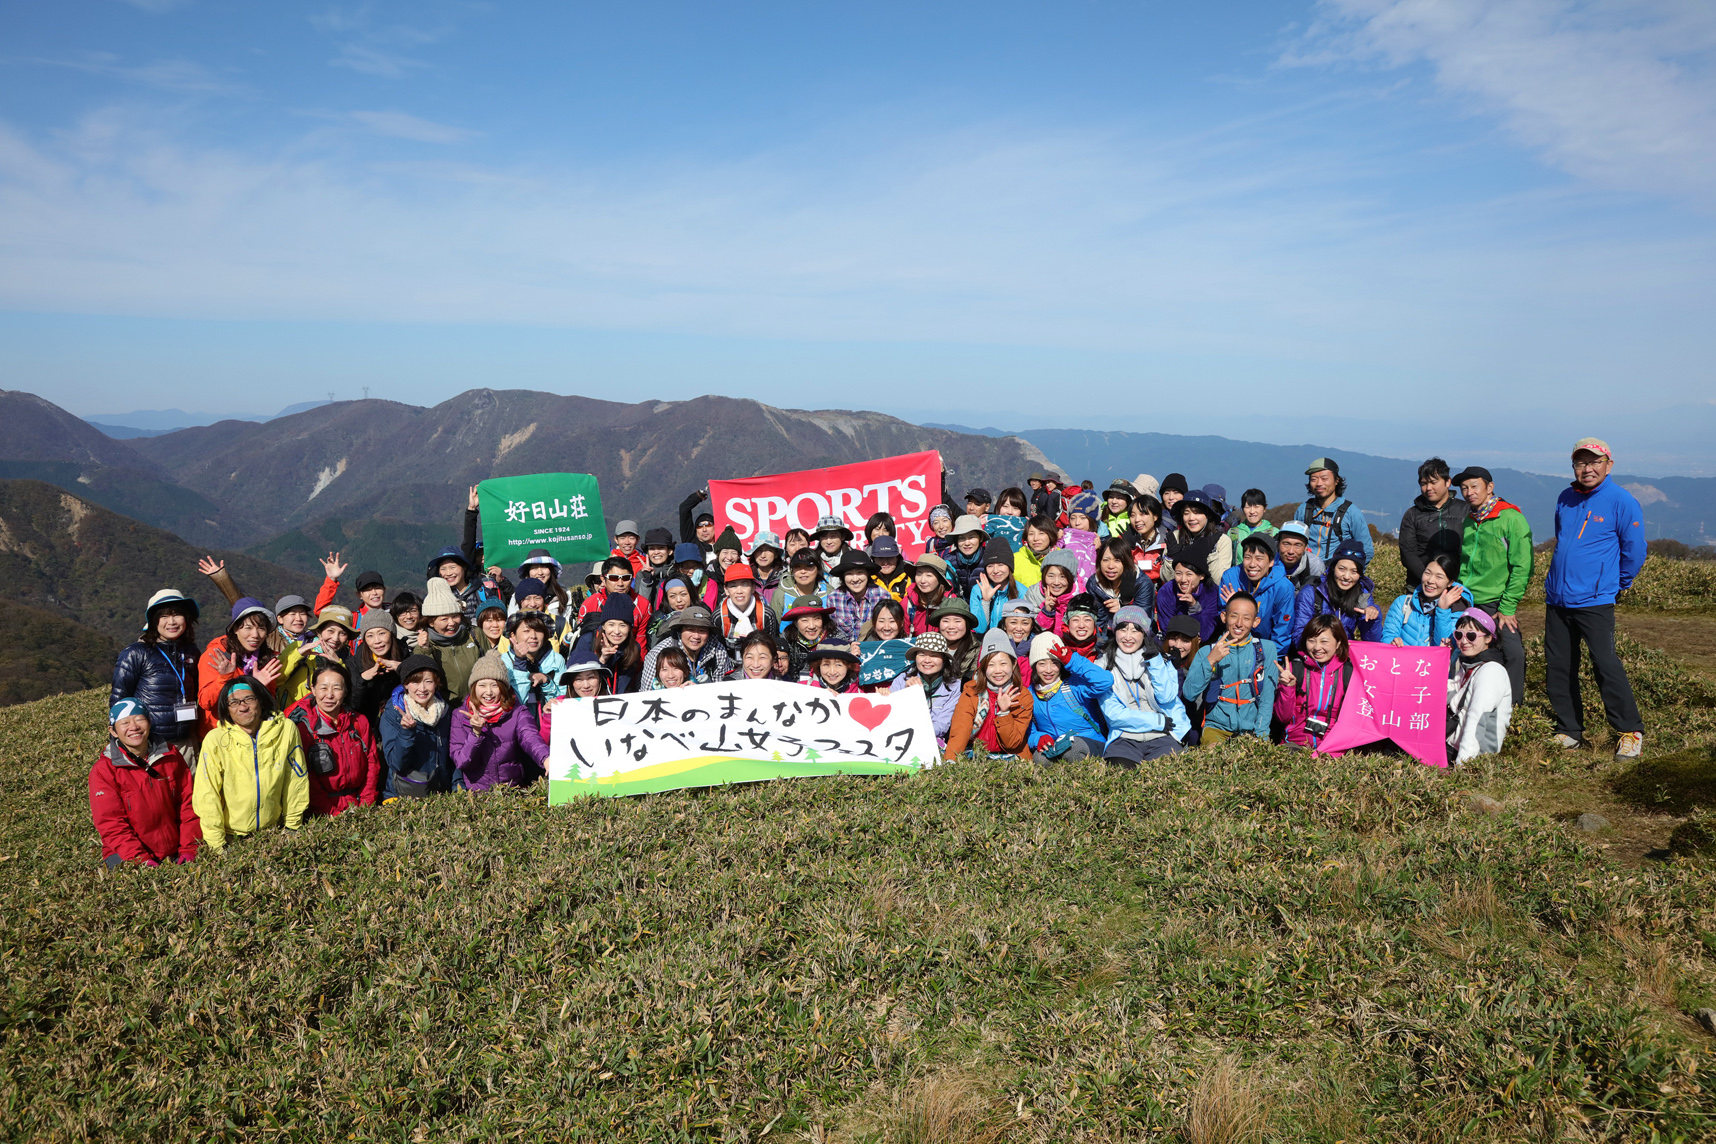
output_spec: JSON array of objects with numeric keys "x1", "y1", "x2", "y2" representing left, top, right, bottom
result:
[{"x1": 194, "y1": 677, "x2": 309, "y2": 852}]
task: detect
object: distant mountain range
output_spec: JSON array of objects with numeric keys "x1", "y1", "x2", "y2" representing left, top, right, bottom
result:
[
  {"x1": 931, "y1": 424, "x2": 1716, "y2": 547},
  {"x1": 2, "y1": 388, "x2": 1055, "y2": 591},
  {"x1": 82, "y1": 401, "x2": 333, "y2": 438}
]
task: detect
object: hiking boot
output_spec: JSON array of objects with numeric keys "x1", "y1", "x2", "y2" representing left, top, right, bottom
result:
[
  {"x1": 1614, "y1": 732, "x2": 1644, "y2": 760},
  {"x1": 1552, "y1": 733, "x2": 1585, "y2": 750}
]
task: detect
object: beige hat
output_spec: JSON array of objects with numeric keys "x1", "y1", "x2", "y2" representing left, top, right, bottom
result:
[
  {"x1": 421, "y1": 577, "x2": 462, "y2": 618},
  {"x1": 1028, "y1": 632, "x2": 1065, "y2": 667},
  {"x1": 1133, "y1": 473, "x2": 1160, "y2": 498},
  {"x1": 951, "y1": 514, "x2": 986, "y2": 537},
  {"x1": 465, "y1": 652, "x2": 509, "y2": 686}
]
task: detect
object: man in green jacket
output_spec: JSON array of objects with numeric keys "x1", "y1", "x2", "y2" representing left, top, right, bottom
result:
[{"x1": 1455, "y1": 466, "x2": 1533, "y2": 706}]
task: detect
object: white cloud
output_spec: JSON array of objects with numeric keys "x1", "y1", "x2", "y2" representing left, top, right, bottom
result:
[
  {"x1": 349, "y1": 110, "x2": 475, "y2": 143},
  {"x1": 37, "y1": 53, "x2": 246, "y2": 96},
  {"x1": 1294, "y1": 0, "x2": 1716, "y2": 203},
  {"x1": 0, "y1": 108, "x2": 1709, "y2": 416},
  {"x1": 330, "y1": 43, "x2": 426, "y2": 78}
]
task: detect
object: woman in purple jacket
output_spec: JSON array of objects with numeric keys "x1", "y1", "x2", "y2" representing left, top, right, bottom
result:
[
  {"x1": 450, "y1": 652, "x2": 549, "y2": 791},
  {"x1": 1155, "y1": 561, "x2": 1221, "y2": 642}
]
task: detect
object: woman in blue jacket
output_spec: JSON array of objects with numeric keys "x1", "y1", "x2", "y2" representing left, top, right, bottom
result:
[
  {"x1": 1291, "y1": 540, "x2": 1384, "y2": 647},
  {"x1": 378, "y1": 654, "x2": 454, "y2": 799},
  {"x1": 111, "y1": 588, "x2": 202, "y2": 755},
  {"x1": 1096, "y1": 606, "x2": 1188, "y2": 765},
  {"x1": 1026, "y1": 633, "x2": 1113, "y2": 761},
  {"x1": 1381, "y1": 554, "x2": 1472, "y2": 647}
]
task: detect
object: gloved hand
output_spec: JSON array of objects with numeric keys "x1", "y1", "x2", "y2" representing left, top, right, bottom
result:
[
  {"x1": 1035, "y1": 734, "x2": 1056, "y2": 752},
  {"x1": 177, "y1": 855, "x2": 194, "y2": 864},
  {"x1": 1050, "y1": 641, "x2": 1075, "y2": 666},
  {"x1": 142, "y1": 858, "x2": 160, "y2": 867}
]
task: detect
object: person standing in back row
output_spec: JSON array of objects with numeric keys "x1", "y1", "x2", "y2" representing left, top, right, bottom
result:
[
  {"x1": 1398, "y1": 458, "x2": 1466, "y2": 588},
  {"x1": 1293, "y1": 458, "x2": 1372, "y2": 566},
  {"x1": 1454, "y1": 466, "x2": 1533, "y2": 707},
  {"x1": 1544, "y1": 438, "x2": 1647, "y2": 759}
]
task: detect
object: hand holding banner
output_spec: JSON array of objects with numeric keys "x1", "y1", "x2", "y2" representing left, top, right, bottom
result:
[{"x1": 1314, "y1": 642, "x2": 1450, "y2": 768}]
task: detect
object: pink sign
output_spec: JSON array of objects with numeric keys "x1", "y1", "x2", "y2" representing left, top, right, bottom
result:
[
  {"x1": 1060, "y1": 528, "x2": 1098, "y2": 592},
  {"x1": 1315, "y1": 641, "x2": 1450, "y2": 768},
  {"x1": 711, "y1": 450, "x2": 942, "y2": 559}
]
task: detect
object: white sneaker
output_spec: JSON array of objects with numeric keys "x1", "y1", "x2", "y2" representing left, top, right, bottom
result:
[
  {"x1": 1614, "y1": 732, "x2": 1644, "y2": 760},
  {"x1": 1553, "y1": 733, "x2": 1584, "y2": 750}
]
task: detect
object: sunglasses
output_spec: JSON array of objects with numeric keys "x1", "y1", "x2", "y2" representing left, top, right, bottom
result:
[
  {"x1": 604, "y1": 574, "x2": 633, "y2": 583},
  {"x1": 1452, "y1": 630, "x2": 1485, "y2": 642}
]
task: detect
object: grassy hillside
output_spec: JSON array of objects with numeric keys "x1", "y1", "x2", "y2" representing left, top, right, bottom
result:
[{"x1": 4, "y1": 579, "x2": 1715, "y2": 1140}]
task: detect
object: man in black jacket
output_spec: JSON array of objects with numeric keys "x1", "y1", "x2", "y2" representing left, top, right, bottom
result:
[{"x1": 1397, "y1": 457, "x2": 1466, "y2": 588}]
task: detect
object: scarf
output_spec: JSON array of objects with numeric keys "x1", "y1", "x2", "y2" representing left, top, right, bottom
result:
[
  {"x1": 1468, "y1": 491, "x2": 1499, "y2": 521},
  {"x1": 465, "y1": 692, "x2": 512, "y2": 725},
  {"x1": 405, "y1": 692, "x2": 446, "y2": 728},
  {"x1": 1327, "y1": 578, "x2": 1366, "y2": 614},
  {"x1": 919, "y1": 671, "x2": 945, "y2": 702},
  {"x1": 425, "y1": 622, "x2": 469, "y2": 649},
  {"x1": 1110, "y1": 648, "x2": 1162, "y2": 739},
  {"x1": 1034, "y1": 678, "x2": 1062, "y2": 701},
  {"x1": 973, "y1": 687, "x2": 1002, "y2": 752},
  {"x1": 723, "y1": 599, "x2": 759, "y2": 639}
]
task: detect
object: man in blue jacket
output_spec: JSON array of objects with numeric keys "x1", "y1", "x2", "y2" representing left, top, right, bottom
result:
[
  {"x1": 1217, "y1": 533, "x2": 1294, "y2": 646},
  {"x1": 1293, "y1": 458, "x2": 1372, "y2": 565},
  {"x1": 1544, "y1": 438, "x2": 1647, "y2": 759}
]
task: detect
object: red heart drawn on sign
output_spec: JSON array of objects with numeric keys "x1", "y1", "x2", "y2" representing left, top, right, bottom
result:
[{"x1": 848, "y1": 697, "x2": 890, "y2": 731}]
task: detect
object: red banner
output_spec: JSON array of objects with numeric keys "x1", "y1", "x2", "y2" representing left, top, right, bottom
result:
[
  {"x1": 711, "y1": 450, "x2": 943, "y2": 558},
  {"x1": 1315, "y1": 641, "x2": 1450, "y2": 768}
]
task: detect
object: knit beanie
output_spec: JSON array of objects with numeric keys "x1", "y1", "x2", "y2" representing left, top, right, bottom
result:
[{"x1": 421, "y1": 577, "x2": 462, "y2": 618}]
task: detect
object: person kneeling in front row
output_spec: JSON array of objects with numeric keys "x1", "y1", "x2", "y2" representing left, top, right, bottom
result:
[
  {"x1": 194, "y1": 678, "x2": 309, "y2": 852},
  {"x1": 89, "y1": 699, "x2": 200, "y2": 869}
]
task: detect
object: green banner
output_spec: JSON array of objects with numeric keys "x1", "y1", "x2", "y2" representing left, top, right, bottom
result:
[{"x1": 478, "y1": 473, "x2": 608, "y2": 568}]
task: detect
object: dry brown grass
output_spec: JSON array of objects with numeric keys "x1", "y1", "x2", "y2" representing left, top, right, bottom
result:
[
  {"x1": 833, "y1": 1071, "x2": 1016, "y2": 1144},
  {"x1": 1183, "y1": 1055, "x2": 1266, "y2": 1144}
]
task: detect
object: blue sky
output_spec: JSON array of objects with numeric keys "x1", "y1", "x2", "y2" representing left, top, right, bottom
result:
[{"x1": 2, "y1": 1, "x2": 1713, "y2": 472}]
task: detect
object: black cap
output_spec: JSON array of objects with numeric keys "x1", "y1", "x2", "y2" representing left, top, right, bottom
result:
[
  {"x1": 964, "y1": 488, "x2": 993, "y2": 506},
  {"x1": 1453, "y1": 466, "x2": 1494, "y2": 485},
  {"x1": 694, "y1": 511, "x2": 715, "y2": 526},
  {"x1": 1239, "y1": 532, "x2": 1278, "y2": 557},
  {"x1": 644, "y1": 527, "x2": 674, "y2": 548},
  {"x1": 355, "y1": 570, "x2": 386, "y2": 591},
  {"x1": 397, "y1": 654, "x2": 444, "y2": 684},
  {"x1": 789, "y1": 548, "x2": 820, "y2": 567},
  {"x1": 1160, "y1": 473, "x2": 1188, "y2": 496},
  {"x1": 1164, "y1": 615, "x2": 1202, "y2": 640}
]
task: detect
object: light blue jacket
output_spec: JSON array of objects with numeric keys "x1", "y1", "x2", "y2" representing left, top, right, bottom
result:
[
  {"x1": 506, "y1": 647, "x2": 567, "y2": 706},
  {"x1": 1098, "y1": 652, "x2": 1189, "y2": 744},
  {"x1": 1217, "y1": 562, "x2": 1295, "y2": 646},
  {"x1": 1292, "y1": 498, "x2": 1373, "y2": 564},
  {"x1": 1380, "y1": 584, "x2": 1473, "y2": 647},
  {"x1": 968, "y1": 581, "x2": 1024, "y2": 634}
]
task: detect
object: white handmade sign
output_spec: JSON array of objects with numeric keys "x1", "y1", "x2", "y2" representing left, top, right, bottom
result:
[{"x1": 546, "y1": 679, "x2": 941, "y2": 801}]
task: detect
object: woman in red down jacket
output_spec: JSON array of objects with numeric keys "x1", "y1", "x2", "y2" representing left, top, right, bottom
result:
[
  {"x1": 89, "y1": 698, "x2": 201, "y2": 868},
  {"x1": 284, "y1": 663, "x2": 381, "y2": 815}
]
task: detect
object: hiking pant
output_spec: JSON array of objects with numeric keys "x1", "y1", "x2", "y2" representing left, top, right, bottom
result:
[
  {"x1": 1103, "y1": 735, "x2": 1185, "y2": 768},
  {"x1": 1473, "y1": 600, "x2": 1526, "y2": 707},
  {"x1": 1544, "y1": 604, "x2": 1642, "y2": 737}
]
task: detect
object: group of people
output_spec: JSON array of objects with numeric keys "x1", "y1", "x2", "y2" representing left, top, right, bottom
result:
[{"x1": 92, "y1": 440, "x2": 1650, "y2": 868}]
